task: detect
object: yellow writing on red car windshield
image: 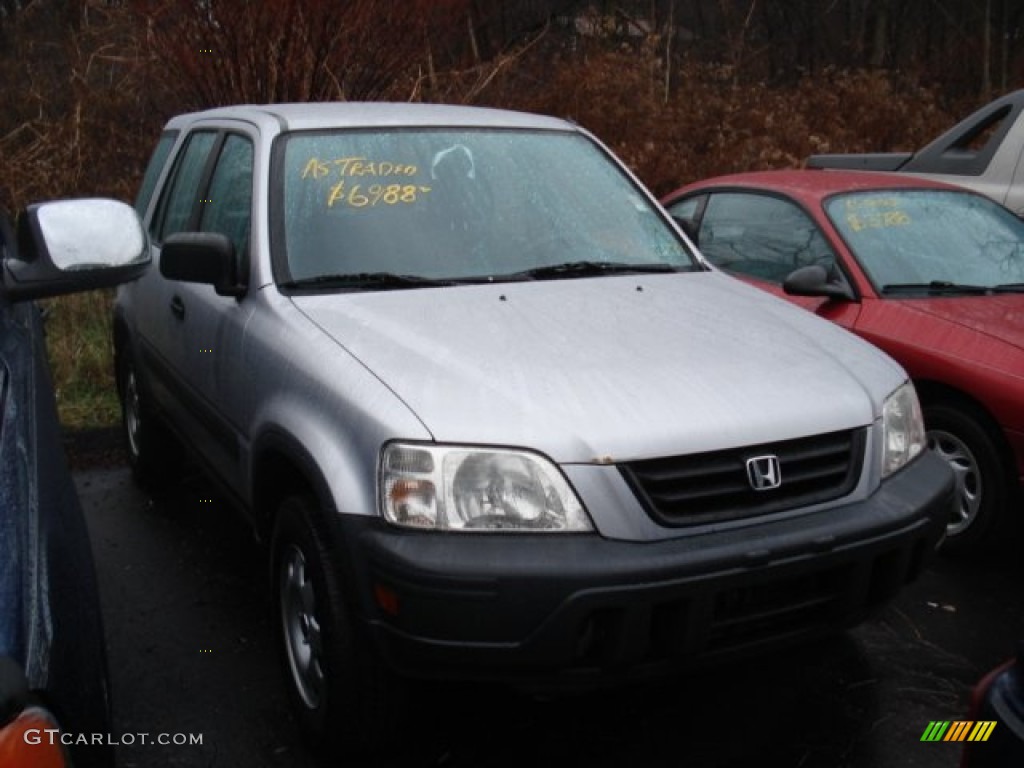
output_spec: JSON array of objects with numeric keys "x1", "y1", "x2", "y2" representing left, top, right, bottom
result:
[
  {"x1": 844, "y1": 196, "x2": 900, "y2": 210},
  {"x1": 844, "y1": 196, "x2": 911, "y2": 231},
  {"x1": 301, "y1": 157, "x2": 431, "y2": 209}
]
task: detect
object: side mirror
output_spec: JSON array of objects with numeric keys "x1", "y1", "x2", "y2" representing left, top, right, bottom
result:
[
  {"x1": 160, "y1": 232, "x2": 244, "y2": 297},
  {"x1": 3, "y1": 199, "x2": 150, "y2": 302},
  {"x1": 783, "y1": 264, "x2": 855, "y2": 301}
]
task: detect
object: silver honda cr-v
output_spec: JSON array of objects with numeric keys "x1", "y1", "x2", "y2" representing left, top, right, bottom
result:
[{"x1": 114, "y1": 102, "x2": 954, "y2": 759}]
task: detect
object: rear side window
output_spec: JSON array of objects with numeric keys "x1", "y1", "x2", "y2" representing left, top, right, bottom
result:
[
  {"x1": 153, "y1": 131, "x2": 218, "y2": 243},
  {"x1": 134, "y1": 131, "x2": 178, "y2": 219}
]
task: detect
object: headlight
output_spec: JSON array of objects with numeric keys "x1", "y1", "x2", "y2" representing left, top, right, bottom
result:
[
  {"x1": 380, "y1": 443, "x2": 592, "y2": 532},
  {"x1": 881, "y1": 381, "x2": 925, "y2": 478}
]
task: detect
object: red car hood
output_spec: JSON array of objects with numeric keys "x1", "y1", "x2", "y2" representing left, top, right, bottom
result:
[{"x1": 899, "y1": 294, "x2": 1024, "y2": 350}]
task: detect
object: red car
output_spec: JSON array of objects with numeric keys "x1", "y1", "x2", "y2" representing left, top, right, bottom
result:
[{"x1": 663, "y1": 170, "x2": 1024, "y2": 552}]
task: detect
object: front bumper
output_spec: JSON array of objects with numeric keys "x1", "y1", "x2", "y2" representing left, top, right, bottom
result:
[{"x1": 339, "y1": 452, "x2": 953, "y2": 686}]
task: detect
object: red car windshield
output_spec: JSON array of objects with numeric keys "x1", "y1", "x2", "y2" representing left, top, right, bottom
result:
[{"x1": 825, "y1": 189, "x2": 1024, "y2": 293}]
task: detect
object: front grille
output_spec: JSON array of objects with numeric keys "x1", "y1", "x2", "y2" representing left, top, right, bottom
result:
[{"x1": 620, "y1": 428, "x2": 866, "y2": 526}]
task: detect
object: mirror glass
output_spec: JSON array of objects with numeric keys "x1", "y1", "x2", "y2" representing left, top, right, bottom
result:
[{"x1": 35, "y1": 199, "x2": 147, "y2": 270}]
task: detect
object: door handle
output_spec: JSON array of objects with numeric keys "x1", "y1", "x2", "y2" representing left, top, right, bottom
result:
[{"x1": 170, "y1": 295, "x2": 185, "y2": 320}]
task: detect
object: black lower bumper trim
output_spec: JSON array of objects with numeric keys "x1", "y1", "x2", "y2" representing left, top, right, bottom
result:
[{"x1": 337, "y1": 452, "x2": 952, "y2": 686}]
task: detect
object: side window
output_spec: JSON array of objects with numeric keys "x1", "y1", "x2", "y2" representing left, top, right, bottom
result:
[
  {"x1": 698, "y1": 192, "x2": 835, "y2": 284},
  {"x1": 200, "y1": 134, "x2": 254, "y2": 259},
  {"x1": 134, "y1": 131, "x2": 178, "y2": 219},
  {"x1": 666, "y1": 195, "x2": 704, "y2": 239},
  {"x1": 154, "y1": 131, "x2": 218, "y2": 243}
]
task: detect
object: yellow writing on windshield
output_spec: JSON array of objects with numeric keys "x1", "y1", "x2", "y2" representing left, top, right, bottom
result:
[
  {"x1": 844, "y1": 196, "x2": 900, "y2": 210},
  {"x1": 844, "y1": 196, "x2": 911, "y2": 231},
  {"x1": 847, "y1": 210, "x2": 911, "y2": 231},
  {"x1": 327, "y1": 180, "x2": 432, "y2": 209},
  {"x1": 301, "y1": 157, "x2": 419, "y2": 180},
  {"x1": 302, "y1": 157, "x2": 429, "y2": 208}
]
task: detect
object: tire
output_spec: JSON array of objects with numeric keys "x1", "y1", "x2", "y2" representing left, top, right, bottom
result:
[
  {"x1": 923, "y1": 401, "x2": 1010, "y2": 554},
  {"x1": 117, "y1": 347, "x2": 181, "y2": 489},
  {"x1": 271, "y1": 495, "x2": 403, "y2": 759}
]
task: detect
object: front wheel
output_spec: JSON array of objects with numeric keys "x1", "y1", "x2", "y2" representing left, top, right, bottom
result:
[
  {"x1": 271, "y1": 496, "x2": 403, "y2": 759},
  {"x1": 924, "y1": 402, "x2": 1011, "y2": 554}
]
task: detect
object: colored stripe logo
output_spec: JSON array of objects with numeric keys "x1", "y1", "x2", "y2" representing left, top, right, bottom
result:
[{"x1": 921, "y1": 721, "x2": 997, "y2": 742}]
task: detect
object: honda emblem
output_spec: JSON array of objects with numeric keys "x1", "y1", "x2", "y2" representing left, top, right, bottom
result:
[{"x1": 746, "y1": 455, "x2": 782, "y2": 491}]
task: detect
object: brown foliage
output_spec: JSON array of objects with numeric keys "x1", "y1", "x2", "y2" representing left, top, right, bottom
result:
[
  {"x1": 1, "y1": 1, "x2": 156, "y2": 211},
  {"x1": 130, "y1": 0, "x2": 461, "y2": 108}
]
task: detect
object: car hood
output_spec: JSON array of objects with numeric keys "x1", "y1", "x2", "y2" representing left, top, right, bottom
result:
[
  {"x1": 293, "y1": 273, "x2": 905, "y2": 463},
  {"x1": 892, "y1": 294, "x2": 1024, "y2": 351}
]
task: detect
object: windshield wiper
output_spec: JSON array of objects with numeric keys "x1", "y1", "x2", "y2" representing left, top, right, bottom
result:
[
  {"x1": 881, "y1": 280, "x2": 993, "y2": 296},
  {"x1": 992, "y1": 283, "x2": 1024, "y2": 293},
  {"x1": 280, "y1": 272, "x2": 457, "y2": 292},
  {"x1": 499, "y1": 261, "x2": 686, "y2": 281}
]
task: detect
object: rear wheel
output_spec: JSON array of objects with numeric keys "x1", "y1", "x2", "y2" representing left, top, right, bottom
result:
[
  {"x1": 924, "y1": 401, "x2": 1010, "y2": 554},
  {"x1": 271, "y1": 495, "x2": 403, "y2": 759},
  {"x1": 117, "y1": 347, "x2": 180, "y2": 489}
]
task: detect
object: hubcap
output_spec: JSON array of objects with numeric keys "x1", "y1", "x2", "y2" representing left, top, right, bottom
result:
[
  {"x1": 124, "y1": 367, "x2": 142, "y2": 460},
  {"x1": 927, "y1": 428, "x2": 982, "y2": 537},
  {"x1": 280, "y1": 545, "x2": 325, "y2": 709}
]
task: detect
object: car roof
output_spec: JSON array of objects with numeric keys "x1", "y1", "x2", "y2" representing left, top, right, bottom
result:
[
  {"x1": 163, "y1": 102, "x2": 575, "y2": 133},
  {"x1": 665, "y1": 168, "x2": 966, "y2": 204}
]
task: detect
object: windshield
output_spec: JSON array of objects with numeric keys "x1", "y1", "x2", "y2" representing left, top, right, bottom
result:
[
  {"x1": 824, "y1": 189, "x2": 1024, "y2": 293},
  {"x1": 272, "y1": 129, "x2": 696, "y2": 288}
]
